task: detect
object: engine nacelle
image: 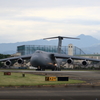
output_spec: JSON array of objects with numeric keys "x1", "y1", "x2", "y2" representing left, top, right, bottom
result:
[
  {"x1": 17, "y1": 58, "x2": 24, "y2": 64},
  {"x1": 5, "y1": 60, "x2": 12, "y2": 66},
  {"x1": 82, "y1": 60, "x2": 88, "y2": 66},
  {"x1": 67, "y1": 58, "x2": 73, "y2": 64}
]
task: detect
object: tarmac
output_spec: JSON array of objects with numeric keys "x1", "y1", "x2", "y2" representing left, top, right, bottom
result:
[
  {"x1": 0, "y1": 86, "x2": 100, "y2": 100},
  {"x1": 0, "y1": 70, "x2": 100, "y2": 100}
]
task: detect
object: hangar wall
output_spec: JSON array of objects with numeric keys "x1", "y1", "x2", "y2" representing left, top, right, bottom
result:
[{"x1": 17, "y1": 44, "x2": 85, "y2": 55}]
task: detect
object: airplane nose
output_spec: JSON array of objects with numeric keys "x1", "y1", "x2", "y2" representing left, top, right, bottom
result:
[
  {"x1": 30, "y1": 55, "x2": 39, "y2": 66},
  {"x1": 30, "y1": 54, "x2": 48, "y2": 67}
]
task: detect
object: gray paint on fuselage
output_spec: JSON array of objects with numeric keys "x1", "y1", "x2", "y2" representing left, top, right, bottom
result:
[{"x1": 30, "y1": 50, "x2": 57, "y2": 69}]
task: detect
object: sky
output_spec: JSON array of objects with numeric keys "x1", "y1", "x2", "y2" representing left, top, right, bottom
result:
[{"x1": 0, "y1": 0, "x2": 100, "y2": 43}]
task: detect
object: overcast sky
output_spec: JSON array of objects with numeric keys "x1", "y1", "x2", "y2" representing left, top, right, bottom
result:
[{"x1": 0, "y1": 0, "x2": 100, "y2": 43}]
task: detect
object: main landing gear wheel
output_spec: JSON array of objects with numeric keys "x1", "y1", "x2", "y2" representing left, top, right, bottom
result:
[
  {"x1": 36, "y1": 68, "x2": 45, "y2": 71},
  {"x1": 36, "y1": 69, "x2": 41, "y2": 71},
  {"x1": 57, "y1": 67, "x2": 61, "y2": 71},
  {"x1": 52, "y1": 67, "x2": 61, "y2": 71},
  {"x1": 36, "y1": 66, "x2": 45, "y2": 71}
]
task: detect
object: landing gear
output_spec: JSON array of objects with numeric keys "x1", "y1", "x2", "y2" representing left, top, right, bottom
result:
[
  {"x1": 41, "y1": 68, "x2": 45, "y2": 71},
  {"x1": 36, "y1": 66, "x2": 45, "y2": 71},
  {"x1": 57, "y1": 67, "x2": 61, "y2": 71},
  {"x1": 36, "y1": 69, "x2": 41, "y2": 71},
  {"x1": 52, "y1": 67, "x2": 61, "y2": 71},
  {"x1": 36, "y1": 68, "x2": 45, "y2": 71}
]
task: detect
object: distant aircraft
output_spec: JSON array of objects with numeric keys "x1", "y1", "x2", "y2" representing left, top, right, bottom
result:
[{"x1": 0, "y1": 36, "x2": 100, "y2": 71}]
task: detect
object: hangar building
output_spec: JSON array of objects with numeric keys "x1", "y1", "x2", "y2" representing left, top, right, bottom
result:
[{"x1": 17, "y1": 44, "x2": 85, "y2": 56}]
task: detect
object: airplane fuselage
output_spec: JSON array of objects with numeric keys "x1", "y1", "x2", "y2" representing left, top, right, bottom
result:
[{"x1": 30, "y1": 50, "x2": 57, "y2": 70}]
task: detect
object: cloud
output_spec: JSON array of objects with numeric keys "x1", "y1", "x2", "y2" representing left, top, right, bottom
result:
[
  {"x1": 0, "y1": 0, "x2": 100, "y2": 8},
  {"x1": 0, "y1": 0, "x2": 100, "y2": 43}
]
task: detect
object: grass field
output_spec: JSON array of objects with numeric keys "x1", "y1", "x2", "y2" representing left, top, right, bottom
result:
[{"x1": 0, "y1": 72, "x2": 85, "y2": 86}]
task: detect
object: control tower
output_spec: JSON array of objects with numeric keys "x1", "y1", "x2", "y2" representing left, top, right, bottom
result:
[{"x1": 68, "y1": 44, "x2": 74, "y2": 55}]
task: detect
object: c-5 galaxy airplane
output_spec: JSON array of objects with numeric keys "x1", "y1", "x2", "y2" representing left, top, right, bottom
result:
[{"x1": 0, "y1": 36, "x2": 100, "y2": 71}]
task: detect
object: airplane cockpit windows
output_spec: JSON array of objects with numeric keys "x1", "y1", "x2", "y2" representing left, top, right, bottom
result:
[{"x1": 35, "y1": 50, "x2": 42, "y2": 53}]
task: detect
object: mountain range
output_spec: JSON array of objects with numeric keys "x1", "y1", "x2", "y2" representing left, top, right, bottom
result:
[{"x1": 0, "y1": 34, "x2": 100, "y2": 54}]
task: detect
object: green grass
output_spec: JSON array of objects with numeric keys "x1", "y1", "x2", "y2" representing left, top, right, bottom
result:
[{"x1": 0, "y1": 72, "x2": 85, "y2": 86}]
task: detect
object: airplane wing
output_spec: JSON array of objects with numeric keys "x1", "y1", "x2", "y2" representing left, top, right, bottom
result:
[
  {"x1": 0, "y1": 54, "x2": 32, "y2": 62},
  {"x1": 54, "y1": 53, "x2": 100, "y2": 62}
]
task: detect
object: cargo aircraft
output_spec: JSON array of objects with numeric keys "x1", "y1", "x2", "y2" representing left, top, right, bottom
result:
[{"x1": 0, "y1": 36, "x2": 100, "y2": 71}]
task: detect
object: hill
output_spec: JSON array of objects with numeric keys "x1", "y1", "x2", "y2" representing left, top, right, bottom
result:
[{"x1": 0, "y1": 34, "x2": 100, "y2": 54}]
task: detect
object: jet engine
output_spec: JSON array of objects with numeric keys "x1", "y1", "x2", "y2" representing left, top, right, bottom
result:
[
  {"x1": 5, "y1": 60, "x2": 12, "y2": 66},
  {"x1": 82, "y1": 60, "x2": 88, "y2": 66},
  {"x1": 67, "y1": 58, "x2": 73, "y2": 64},
  {"x1": 17, "y1": 58, "x2": 24, "y2": 64}
]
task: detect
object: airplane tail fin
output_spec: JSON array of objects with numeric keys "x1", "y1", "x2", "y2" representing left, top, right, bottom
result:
[{"x1": 43, "y1": 36, "x2": 80, "y2": 53}]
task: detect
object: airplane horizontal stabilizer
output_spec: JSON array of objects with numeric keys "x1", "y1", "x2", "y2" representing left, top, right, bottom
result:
[{"x1": 43, "y1": 36, "x2": 80, "y2": 40}]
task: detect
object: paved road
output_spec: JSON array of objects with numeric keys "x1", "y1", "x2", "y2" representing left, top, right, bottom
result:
[{"x1": 0, "y1": 87, "x2": 100, "y2": 100}]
